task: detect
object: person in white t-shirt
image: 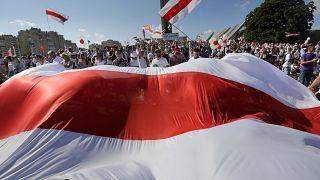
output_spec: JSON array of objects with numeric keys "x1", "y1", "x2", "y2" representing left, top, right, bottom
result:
[
  {"x1": 137, "y1": 49, "x2": 148, "y2": 68},
  {"x1": 147, "y1": 46, "x2": 155, "y2": 65},
  {"x1": 282, "y1": 47, "x2": 294, "y2": 75},
  {"x1": 129, "y1": 51, "x2": 139, "y2": 67},
  {"x1": 94, "y1": 53, "x2": 107, "y2": 66},
  {"x1": 150, "y1": 49, "x2": 169, "y2": 67},
  {"x1": 35, "y1": 55, "x2": 49, "y2": 66},
  {"x1": 6, "y1": 56, "x2": 15, "y2": 77},
  {"x1": 189, "y1": 48, "x2": 201, "y2": 61},
  {"x1": 148, "y1": 51, "x2": 155, "y2": 62},
  {"x1": 48, "y1": 51, "x2": 63, "y2": 64}
]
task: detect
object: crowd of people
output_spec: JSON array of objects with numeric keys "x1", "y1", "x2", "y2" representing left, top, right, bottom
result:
[{"x1": 1, "y1": 39, "x2": 320, "y2": 96}]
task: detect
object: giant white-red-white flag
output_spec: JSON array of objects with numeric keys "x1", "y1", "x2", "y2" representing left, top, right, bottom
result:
[
  {"x1": 46, "y1": 8, "x2": 69, "y2": 24},
  {"x1": 159, "y1": 0, "x2": 201, "y2": 24},
  {"x1": 0, "y1": 54, "x2": 320, "y2": 179}
]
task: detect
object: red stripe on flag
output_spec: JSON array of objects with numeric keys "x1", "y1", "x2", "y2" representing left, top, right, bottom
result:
[
  {"x1": 46, "y1": 9, "x2": 68, "y2": 22},
  {"x1": 162, "y1": 0, "x2": 193, "y2": 22},
  {"x1": 0, "y1": 71, "x2": 319, "y2": 140}
]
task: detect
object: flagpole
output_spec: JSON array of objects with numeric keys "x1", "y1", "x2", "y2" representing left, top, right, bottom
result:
[
  {"x1": 168, "y1": 22, "x2": 192, "y2": 41},
  {"x1": 46, "y1": 16, "x2": 51, "y2": 30}
]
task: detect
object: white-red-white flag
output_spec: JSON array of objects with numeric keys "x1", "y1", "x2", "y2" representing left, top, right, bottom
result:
[
  {"x1": 1, "y1": 54, "x2": 320, "y2": 179},
  {"x1": 285, "y1": 32, "x2": 300, "y2": 37},
  {"x1": 46, "y1": 8, "x2": 69, "y2": 24},
  {"x1": 142, "y1": 25, "x2": 162, "y2": 35},
  {"x1": 159, "y1": 0, "x2": 201, "y2": 24},
  {"x1": 5, "y1": 48, "x2": 12, "y2": 57}
]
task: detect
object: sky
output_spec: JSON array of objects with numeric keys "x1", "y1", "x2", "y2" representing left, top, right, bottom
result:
[{"x1": 0, "y1": 0, "x2": 320, "y2": 47}]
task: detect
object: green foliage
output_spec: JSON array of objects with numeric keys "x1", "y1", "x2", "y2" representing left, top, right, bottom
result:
[{"x1": 244, "y1": 0, "x2": 316, "y2": 43}]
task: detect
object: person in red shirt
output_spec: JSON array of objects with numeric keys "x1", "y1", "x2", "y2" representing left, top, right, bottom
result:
[{"x1": 169, "y1": 46, "x2": 186, "y2": 66}]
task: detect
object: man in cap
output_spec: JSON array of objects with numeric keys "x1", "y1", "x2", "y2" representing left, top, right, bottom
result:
[{"x1": 169, "y1": 46, "x2": 186, "y2": 66}]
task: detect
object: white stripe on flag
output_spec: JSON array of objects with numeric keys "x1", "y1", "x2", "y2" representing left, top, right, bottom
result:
[
  {"x1": 159, "y1": 0, "x2": 201, "y2": 24},
  {"x1": 159, "y1": 0, "x2": 180, "y2": 16}
]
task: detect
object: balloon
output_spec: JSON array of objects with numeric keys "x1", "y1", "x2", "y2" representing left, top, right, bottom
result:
[
  {"x1": 80, "y1": 39, "x2": 84, "y2": 44},
  {"x1": 217, "y1": 44, "x2": 222, "y2": 49},
  {"x1": 223, "y1": 39, "x2": 227, "y2": 44},
  {"x1": 213, "y1": 40, "x2": 219, "y2": 45},
  {"x1": 307, "y1": 37, "x2": 311, "y2": 41},
  {"x1": 218, "y1": 39, "x2": 223, "y2": 45}
]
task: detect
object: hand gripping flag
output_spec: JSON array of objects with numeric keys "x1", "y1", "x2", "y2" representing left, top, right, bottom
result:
[
  {"x1": 0, "y1": 54, "x2": 320, "y2": 179},
  {"x1": 159, "y1": 0, "x2": 201, "y2": 24},
  {"x1": 46, "y1": 8, "x2": 69, "y2": 24}
]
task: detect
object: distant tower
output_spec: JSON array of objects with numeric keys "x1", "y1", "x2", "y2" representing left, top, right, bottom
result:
[{"x1": 160, "y1": 0, "x2": 172, "y2": 33}]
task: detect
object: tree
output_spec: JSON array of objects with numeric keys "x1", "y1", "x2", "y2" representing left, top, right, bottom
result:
[{"x1": 244, "y1": 0, "x2": 316, "y2": 43}]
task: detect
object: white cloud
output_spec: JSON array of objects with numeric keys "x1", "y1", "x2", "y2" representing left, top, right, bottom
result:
[
  {"x1": 93, "y1": 32, "x2": 105, "y2": 39},
  {"x1": 78, "y1": 28, "x2": 86, "y2": 32},
  {"x1": 240, "y1": 0, "x2": 250, "y2": 10},
  {"x1": 0, "y1": 32, "x2": 8, "y2": 35},
  {"x1": 10, "y1": 19, "x2": 35, "y2": 27}
]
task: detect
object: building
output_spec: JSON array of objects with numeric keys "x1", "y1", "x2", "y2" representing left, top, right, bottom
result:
[
  {"x1": 0, "y1": 35, "x2": 20, "y2": 56},
  {"x1": 18, "y1": 28, "x2": 77, "y2": 56},
  {"x1": 89, "y1": 39, "x2": 122, "y2": 50},
  {"x1": 101, "y1": 40, "x2": 121, "y2": 47}
]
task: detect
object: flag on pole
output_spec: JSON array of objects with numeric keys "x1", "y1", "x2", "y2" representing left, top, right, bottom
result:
[
  {"x1": 0, "y1": 54, "x2": 320, "y2": 179},
  {"x1": 142, "y1": 25, "x2": 162, "y2": 36},
  {"x1": 159, "y1": 0, "x2": 201, "y2": 24},
  {"x1": 285, "y1": 32, "x2": 300, "y2": 37},
  {"x1": 46, "y1": 8, "x2": 69, "y2": 24}
]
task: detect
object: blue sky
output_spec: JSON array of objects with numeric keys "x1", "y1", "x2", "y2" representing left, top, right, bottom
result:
[{"x1": 0, "y1": 0, "x2": 319, "y2": 46}]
